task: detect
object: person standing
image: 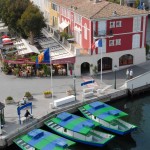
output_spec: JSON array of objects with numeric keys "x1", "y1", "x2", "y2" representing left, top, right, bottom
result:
[
  {"x1": 24, "y1": 110, "x2": 31, "y2": 118},
  {"x1": 126, "y1": 69, "x2": 129, "y2": 80},
  {"x1": 129, "y1": 69, "x2": 133, "y2": 79}
]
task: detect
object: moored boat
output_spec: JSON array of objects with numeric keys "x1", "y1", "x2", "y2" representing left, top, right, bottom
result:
[
  {"x1": 78, "y1": 101, "x2": 137, "y2": 135},
  {"x1": 14, "y1": 128, "x2": 75, "y2": 150},
  {"x1": 44, "y1": 112, "x2": 115, "y2": 147}
]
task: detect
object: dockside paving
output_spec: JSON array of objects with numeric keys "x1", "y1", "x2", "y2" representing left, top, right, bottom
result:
[{"x1": 0, "y1": 60, "x2": 150, "y2": 148}]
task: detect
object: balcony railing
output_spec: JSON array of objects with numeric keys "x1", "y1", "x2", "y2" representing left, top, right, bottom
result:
[{"x1": 94, "y1": 30, "x2": 113, "y2": 38}]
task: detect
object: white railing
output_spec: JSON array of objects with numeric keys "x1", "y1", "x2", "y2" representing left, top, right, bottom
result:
[{"x1": 123, "y1": 70, "x2": 150, "y2": 90}]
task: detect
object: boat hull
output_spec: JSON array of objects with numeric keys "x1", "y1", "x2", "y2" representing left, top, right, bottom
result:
[
  {"x1": 47, "y1": 127, "x2": 107, "y2": 147},
  {"x1": 101, "y1": 124, "x2": 137, "y2": 135},
  {"x1": 79, "y1": 108, "x2": 137, "y2": 135}
]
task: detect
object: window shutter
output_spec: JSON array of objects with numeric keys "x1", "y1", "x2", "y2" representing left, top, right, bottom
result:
[
  {"x1": 132, "y1": 34, "x2": 140, "y2": 48},
  {"x1": 137, "y1": 17, "x2": 141, "y2": 31}
]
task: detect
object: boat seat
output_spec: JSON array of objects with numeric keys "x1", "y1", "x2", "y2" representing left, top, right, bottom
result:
[
  {"x1": 47, "y1": 122, "x2": 54, "y2": 126},
  {"x1": 25, "y1": 145, "x2": 31, "y2": 149},
  {"x1": 21, "y1": 143, "x2": 27, "y2": 147},
  {"x1": 92, "y1": 136, "x2": 100, "y2": 142},
  {"x1": 51, "y1": 124, "x2": 57, "y2": 128},
  {"x1": 56, "y1": 126, "x2": 61, "y2": 129},
  {"x1": 87, "y1": 113, "x2": 91, "y2": 116},
  {"x1": 54, "y1": 125, "x2": 59, "y2": 128}
]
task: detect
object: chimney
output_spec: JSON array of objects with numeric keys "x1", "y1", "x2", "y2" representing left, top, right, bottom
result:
[
  {"x1": 112, "y1": 11, "x2": 117, "y2": 16},
  {"x1": 94, "y1": 0, "x2": 99, "y2": 3}
]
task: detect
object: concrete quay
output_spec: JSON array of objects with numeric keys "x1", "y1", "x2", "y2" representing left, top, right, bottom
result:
[
  {"x1": 1, "y1": 60, "x2": 150, "y2": 148},
  {"x1": 0, "y1": 88, "x2": 127, "y2": 148}
]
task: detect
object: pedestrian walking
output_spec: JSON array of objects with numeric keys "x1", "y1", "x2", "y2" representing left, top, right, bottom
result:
[
  {"x1": 126, "y1": 69, "x2": 129, "y2": 80},
  {"x1": 129, "y1": 69, "x2": 133, "y2": 79}
]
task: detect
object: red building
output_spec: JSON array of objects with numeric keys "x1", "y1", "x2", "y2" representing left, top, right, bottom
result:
[{"x1": 51, "y1": 0, "x2": 148, "y2": 76}]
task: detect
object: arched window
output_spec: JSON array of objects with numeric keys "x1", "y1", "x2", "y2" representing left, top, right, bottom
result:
[
  {"x1": 119, "y1": 54, "x2": 133, "y2": 66},
  {"x1": 81, "y1": 62, "x2": 90, "y2": 74},
  {"x1": 84, "y1": 23, "x2": 87, "y2": 40},
  {"x1": 98, "y1": 57, "x2": 112, "y2": 71}
]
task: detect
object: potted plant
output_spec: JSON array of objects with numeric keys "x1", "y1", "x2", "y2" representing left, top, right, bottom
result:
[
  {"x1": 5, "y1": 96, "x2": 14, "y2": 104},
  {"x1": 92, "y1": 65, "x2": 98, "y2": 75},
  {"x1": 43, "y1": 90, "x2": 52, "y2": 98},
  {"x1": 14, "y1": 68, "x2": 19, "y2": 77},
  {"x1": 24, "y1": 92, "x2": 33, "y2": 100},
  {"x1": 66, "y1": 85, "x2": 74, "y2": 96},
  {"x1": 66, "y1": 89, "x2": 74, "y2": 96}
]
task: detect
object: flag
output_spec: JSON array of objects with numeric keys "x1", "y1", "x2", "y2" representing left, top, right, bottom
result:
[
  {"x1": 36, "y1": 48, "x2": 50, "y2": 68},
  {"x1": 92, "y1": 39, "x2": 102, "y2": 50}
]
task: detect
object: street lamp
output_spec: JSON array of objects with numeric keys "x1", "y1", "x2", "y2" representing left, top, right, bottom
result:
[
  {"x1": 73, "y1": 75, "x2": 76, "y2": 100},
  {"x1": 114, "y1": 65, "x2": 118, "y2": 89}
]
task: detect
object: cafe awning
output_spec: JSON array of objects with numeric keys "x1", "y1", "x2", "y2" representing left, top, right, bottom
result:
[
  {"x1": 17, "y1": 39, "x2": 40, "y2": 55},
  {"x1": 52, "y1": 57, "x2": 75, "y2": 64},
  {"x1": 59, "y1": 22, "x2": 69, "y2": 30}
]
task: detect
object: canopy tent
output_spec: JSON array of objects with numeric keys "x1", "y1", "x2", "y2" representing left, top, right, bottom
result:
[
  {"x1": 2, "y1": 38, "x2": 11, "y2": 41},
  {"x1": 2, "y1": 40, "x2": 13, "y2": 45},
  {"x1": 2, "y1": 38, "x2": 12, "y2": 45},
  {"x1": 4, "y1": 59, "x2": 36, "y2": 65},
  {"x1": 17, "y1": 39, "x2": 40, "y2": 55},
  {"x1": 18, "y1": 48, "x2": 40, "y2": 55},
  {"x1": 59, "y1": 22, "x2": 69, "y2": 30}
]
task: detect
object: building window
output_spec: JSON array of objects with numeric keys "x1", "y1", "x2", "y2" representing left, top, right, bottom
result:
[
  {"x1": 84, "y1": 23, "x2": 87, "y2": 40},
  {"x1": 119, "y1": 54, "x2": 133, "y2": 66},
  {"x1": 52, "y1": 3, "x2": 57, "y2": 11},
  {"x1": 62, "y1": 8, "x2": 65, "y2": 16},
  {"x1": 67, "y1": 10, "x2": 70, "y2": 18},
  {"x1": 116, "y1": 39, "x2": 121, "y2": 45},
  {"x1": 116, "y1": 21, "x2": 122, "y2": 27},
  {"x1": 74, "y1": 14, "x2": 77, "y2": 22},
  {"x1": 132, "y1": 34, "x2": 140, "y2": 48},
  {"x1": 109, "y1": 40, "x2": 114, "y2": 46},
  {"x1": 78, "y1": 15, "x2": 81, "y2": 23},
  {"x1": 133, "y1": 17, "x2": 141, "y2": 32},
  {"x1": 110, "y1": 21, "x2": 115, "y2": 28},
  {"x1": 57, "y1": 6, "x2": 59, "y2": 12},
  {"x1": 75, "y1": 14, "x2": 81, "y2": 24}
]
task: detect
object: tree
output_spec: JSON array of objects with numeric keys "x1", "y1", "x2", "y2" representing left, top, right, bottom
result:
[
  {"x1": 0, "y1": 0, "x2": 29, "y2": 37},
  {"x1": 0, "y1": 0, "x2": 45, "y2": 40},
  {"x1": 19, "y1": 3, "x2": 46, "y2": 45}
]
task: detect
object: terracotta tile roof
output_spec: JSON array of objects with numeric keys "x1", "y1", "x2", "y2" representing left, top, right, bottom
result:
[
  {"x1": 92, "y1": 2, "x2": 148, "y2": 19},
  {"x1": 52, "y1": 0, "x2": 148, "y2": 19}
]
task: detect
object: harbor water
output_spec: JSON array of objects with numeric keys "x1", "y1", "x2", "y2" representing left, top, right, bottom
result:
[{"x1": 7, "y1": 92, "x2": 150, "y2": 150}]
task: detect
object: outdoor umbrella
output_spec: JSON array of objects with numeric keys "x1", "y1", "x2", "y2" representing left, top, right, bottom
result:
[
  {"x1": 1, "y1": 35, "x2": 9, "y2": 39},
  {"x1": 2, "y1": 40, "x2": 13, "y2": 45},
  {"x1": 2, "y1": 38, "x2": 11, "y2": 42}
]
